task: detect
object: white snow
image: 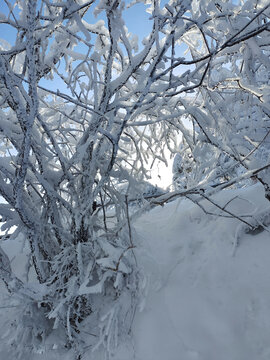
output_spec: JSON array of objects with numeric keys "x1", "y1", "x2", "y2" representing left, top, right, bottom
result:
[
  {"x1": 130, "y1": 183, "x2": 270, "y2": 360},
  {"x1": 2, "y1": 183, "x2": 270, "y2": 359}
]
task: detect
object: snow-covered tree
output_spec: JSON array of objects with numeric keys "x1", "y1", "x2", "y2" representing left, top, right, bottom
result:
[
  {"x1": 170, "y1": 0, "x2": 270, "y2": 193},
  {"x1": 0, "y1": 0, "x2": 269, "y2": 358}
]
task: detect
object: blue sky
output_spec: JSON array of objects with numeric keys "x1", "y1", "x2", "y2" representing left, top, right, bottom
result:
[
  {"x1": 0, "y1": 1, "x2": 166, "y2": 93},
  {"x1": 0, "y1": 1, "x2": 157, "y2": 47},
  {"x1": 0, "y1": 0, "x2": 190, "y2": 90}
]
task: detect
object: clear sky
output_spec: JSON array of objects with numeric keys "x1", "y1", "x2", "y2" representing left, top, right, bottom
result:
[
  {"x1": 0, "y1": 1, "x2": 159, "y2": 47},
  {"x1": 0, "y1": 0, "x2": 162, "y2": 93}
]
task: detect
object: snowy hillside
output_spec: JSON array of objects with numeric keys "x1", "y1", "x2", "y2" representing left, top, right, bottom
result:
[{"x1": 2, "y1": 183, "x2": 270, "y2": 360}]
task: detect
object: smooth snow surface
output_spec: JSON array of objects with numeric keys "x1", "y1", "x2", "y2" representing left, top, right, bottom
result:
[
  {"x1": 130, "y1": 184, "x2": 270, "y2": 360},
  {"x1": 2, "y1": 184, "x2": 270, "y2": 359}
]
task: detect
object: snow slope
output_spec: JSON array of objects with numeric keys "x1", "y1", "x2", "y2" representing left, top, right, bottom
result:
[
  {"x1": 2, "y1": 183, "x2": 270, "y2": 359},
  {"x1": 130, "y1": 183, "x2": 270, "y2": 360}
]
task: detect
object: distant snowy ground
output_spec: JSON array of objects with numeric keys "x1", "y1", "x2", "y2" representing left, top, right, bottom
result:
[{"x1": 2, "y1": 183, "x2": 270, "y2": 359}]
